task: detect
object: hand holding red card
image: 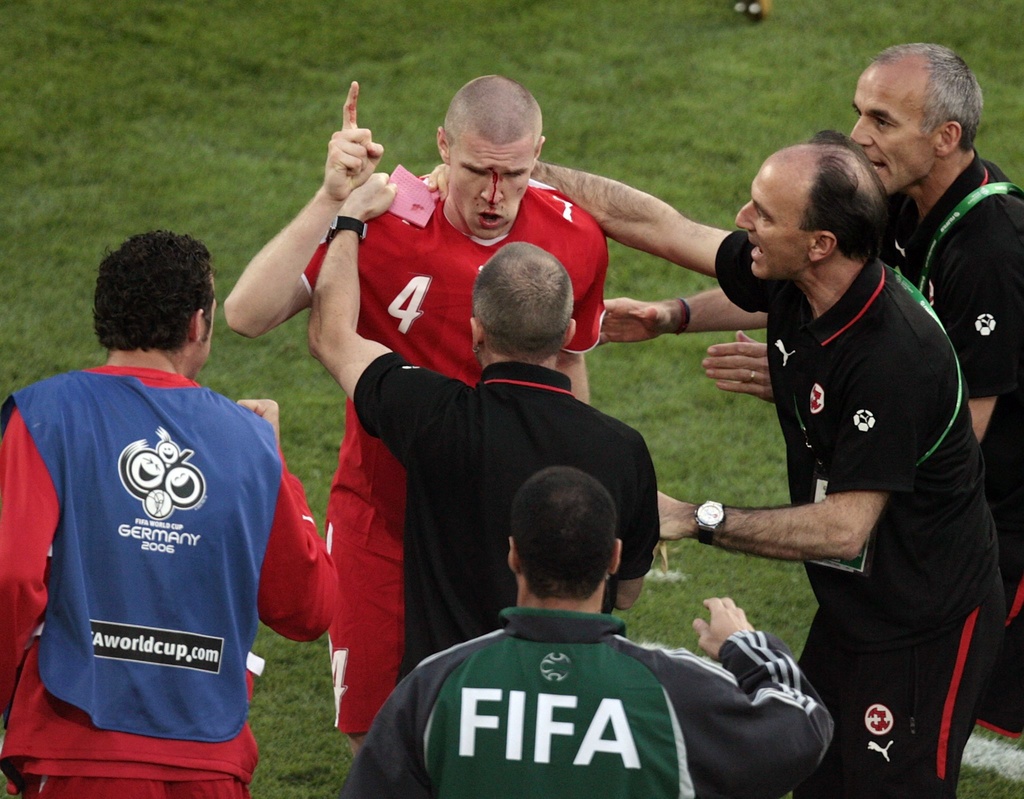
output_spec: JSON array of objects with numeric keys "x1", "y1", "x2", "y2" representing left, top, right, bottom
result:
[{"x1": 387, "y1": 165, "x2": 439, "y2": 227}]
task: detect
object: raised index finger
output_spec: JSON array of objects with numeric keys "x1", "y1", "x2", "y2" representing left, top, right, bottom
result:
[{"x1": 343, "y1": 81, "x2": 359, "y2": 130}]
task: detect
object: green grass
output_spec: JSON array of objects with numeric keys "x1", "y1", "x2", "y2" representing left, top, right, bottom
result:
[{"x1": 3, "y1": 0, "x2": 1024, "y2": 796}]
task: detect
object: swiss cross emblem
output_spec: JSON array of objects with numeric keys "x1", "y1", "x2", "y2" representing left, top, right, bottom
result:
[
  {"x1": 864, "y1": 703, "x2": 894, "y2": 736},
  {"x1": 809, "y1": 383, "x2": 825, "y2": 415}
]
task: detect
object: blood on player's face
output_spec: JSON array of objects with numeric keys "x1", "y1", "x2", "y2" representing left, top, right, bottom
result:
[{"x1": 438, "y1": 127, "x2": 542, "y2": 240}]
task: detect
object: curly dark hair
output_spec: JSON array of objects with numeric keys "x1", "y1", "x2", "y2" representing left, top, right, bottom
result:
[{"x1": 93, "y1": 230, "x2": 215, "y2": 352}]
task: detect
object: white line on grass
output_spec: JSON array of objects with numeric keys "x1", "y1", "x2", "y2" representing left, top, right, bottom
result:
[
  {"x1": 963, "y1": 732, "x2": 1024, "y2": 781},
  {"x1": 645, "y1": 569, "x2": 689, "y2": 583}
]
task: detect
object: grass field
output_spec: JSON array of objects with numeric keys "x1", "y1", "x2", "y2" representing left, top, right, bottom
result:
[{"x1": 3, "y1": 0, "x2": 1024, "y2": 796}]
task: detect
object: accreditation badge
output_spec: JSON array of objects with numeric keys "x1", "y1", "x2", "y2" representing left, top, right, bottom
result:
[{"x1": 807, "y1": 469, "x2": 874, "y2": 575}]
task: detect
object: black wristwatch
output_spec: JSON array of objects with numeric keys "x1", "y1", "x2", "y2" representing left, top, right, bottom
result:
[
  {"x1": 694, "y1": 501, "x2": 725, "y2": 546},
  {"x1": 333, "y1": 215, "x2": 367, "y2": 240}
]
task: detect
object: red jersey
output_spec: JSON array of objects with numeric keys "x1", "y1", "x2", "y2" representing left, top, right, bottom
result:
[{"x1": 303, "y1": 183, "x2": 608, "y2": 559}]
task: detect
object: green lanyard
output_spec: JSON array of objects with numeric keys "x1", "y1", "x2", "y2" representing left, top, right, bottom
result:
[
  {"x1": 791, "y1": 272, "x2": 961, "y2": 467},
  {"x1": 919, "y1": 181, "x2": 1024, "y2": 292},
  {"x1": 892, "y1": 272, "x2": 963, "y2": 465},
  {"x1": 794, "y1": 182, "x2": 1022, "y2": 467}
]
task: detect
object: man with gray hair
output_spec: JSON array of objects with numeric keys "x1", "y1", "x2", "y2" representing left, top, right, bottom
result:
[
  {"x1": 851, "y1": 42, "x2": 1024, "y2": 740},
  {"x1": 530, "y1": 130, "x2": 1004, "y2": 797},
  {"x1": 607, "y1": 43, "x2": 1024, "y2": 741},
  {"x1": 224, "y1": 75, "x2": 610, "y2": 749},
  {"x1": 307, "y1": 179, "x2": 657, "y2": 697}
]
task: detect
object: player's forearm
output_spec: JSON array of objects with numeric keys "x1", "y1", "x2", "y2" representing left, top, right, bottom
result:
[
  {"x1": 661, "y1": 490, "x2": 885, "y2": 561},
  {"x1": 308, "y1": 231, "x2": 388, "y2": 396},
  {"x1": 533, "y1": 162, "x2": 725, "y2": 276},
  {"x1": 224, "y1": 188, "x2": 343, "y2": 337},
  {"x1": 712, "y1": 632, "x2": 834, "y2": 797},
  {"x1": 257, "y1": 469, "x2": 337, "y2": 640},
  {"x1": 0, "y1": 417, "x2": 57, "y2": 707},
  {"x1": 615, "y1": 577, "x2": 643, "y2": 609},
  {"x1": 683, "y1": 288, "x2": 767, "y2": 333},
  {"x1": 968, "y1": 395, "x2": 997, "y2": 441}
]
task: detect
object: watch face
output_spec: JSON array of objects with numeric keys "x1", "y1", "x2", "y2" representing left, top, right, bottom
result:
[{"x1": 698, "y1": 502, "x2": 724, "y2": 526}]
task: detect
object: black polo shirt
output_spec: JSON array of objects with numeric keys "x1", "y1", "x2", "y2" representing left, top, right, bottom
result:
[
  {"x1": 717, "y1": 231, "x2": 999, "y2": 649},
  {"x1": 883, "y1": 154, "x2": 1024, "y2": 554},
  {"x1": 355, "y1": 354, "x2": 659, "y2": 676}
]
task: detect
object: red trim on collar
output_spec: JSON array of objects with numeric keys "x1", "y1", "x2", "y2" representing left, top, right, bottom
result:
[
  {"x1": 819, "y1": 268, "x2": 886, "y2": 346},
  {"x1": 981, "y1": 167, "x2": 990, "y2": 186},
  {"x1": 483, "y1": 378, "x2": 575, "y2": 397}
]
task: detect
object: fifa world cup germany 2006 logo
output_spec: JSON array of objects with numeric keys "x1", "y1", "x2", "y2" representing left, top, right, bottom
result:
[{"x1": 118, "y1": 427, "x2": 207, "y2": 520}]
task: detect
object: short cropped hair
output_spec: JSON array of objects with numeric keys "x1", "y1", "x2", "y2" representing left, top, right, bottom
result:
[
  {"x1": 472, "y1": 242, "x2": 573, "y2": 360},
  {"x1": 872, "y1": 43, "x2": 982, "y2": 152},
  {"x1": 443, "y1": 75, "x2": 543, "y2": 146},
  {"x1": 800, "y1": 131, "x2": 889, "y2": 261},
  {"x1": 511, "y1": 466, "x2": 617, "y2": 600},
  {"x1": 94, "y1": 230, "x2": 215, "y2": 352}
]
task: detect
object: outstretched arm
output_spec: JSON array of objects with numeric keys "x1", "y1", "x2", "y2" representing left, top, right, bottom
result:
[
  {"x1": 659, "y1": 489, "x2": 888, "y2": 562},
  {"x1": 224, "y1": 82, "x2": 384, "y2": 337},
  {"x1": 307, "y1": 175, "x2": 398, "y2": 396},
  {"x1": 532, "y1": 162, "x2": 728, "y2": 277},
  {"x1": 601, "y1": 288, "x2": 767, "y2": 343}
]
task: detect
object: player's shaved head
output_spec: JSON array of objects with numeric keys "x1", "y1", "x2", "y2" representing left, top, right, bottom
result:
[
  {"x1": 472, "y1": 242, "x2": 573, "y2": 360},
  {"x1": 444, "y1": 75, "x2": 543, "y2": 146}
]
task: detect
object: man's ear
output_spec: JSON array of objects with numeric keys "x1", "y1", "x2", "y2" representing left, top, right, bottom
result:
[
  {"x1": 470, "y1": 317, "x2": 485, "y2": 353},
  {"x1": 187, "y1": 308, "x2": 206, "y2": 343},
  {"x1": 508, "y1": 537, "x2": 522, "y2": 575},
  {"x1": 808, "y1": 230, "x2": 838, "y2": 264},
  {"x1": 560, "y1": 318, "x2": 577, "y2": 349},
  {"x1": 437, "y1": 126, "x2": 451, "y2": 165},
  {"x1": 932, "y1": 120, "x2": 963, "y2": 158},
  {"x1": 608, "y1": 539, "x2": 622, "y2": 576}
]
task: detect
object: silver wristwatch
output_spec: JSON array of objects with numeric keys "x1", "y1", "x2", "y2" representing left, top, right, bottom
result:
[{"x1": 695, "y1": 501, "x2": 725, "y2": 546}]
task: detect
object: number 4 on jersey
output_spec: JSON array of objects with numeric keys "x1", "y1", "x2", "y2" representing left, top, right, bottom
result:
[{"x1": 388, "y1": 275, "x2": 433, "y2": 333}]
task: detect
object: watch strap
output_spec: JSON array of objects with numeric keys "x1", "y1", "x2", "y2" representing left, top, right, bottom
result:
[{"x1": 333, "y1": 215, "x2": 367, "y2": 240}]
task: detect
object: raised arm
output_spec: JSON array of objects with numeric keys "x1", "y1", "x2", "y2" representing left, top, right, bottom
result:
[
  {"x1": 532, "y1": 162, "x2": 728, "y2": 277},
  {"x1": 224, "y1": 82, "x2": 383, "y2": 337},
  {"x1": 307, "y1": 175, "x2": 397, "y2": 396}
]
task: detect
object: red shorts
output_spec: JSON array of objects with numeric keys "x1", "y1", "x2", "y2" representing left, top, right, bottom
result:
[
  {"x1": 18, "y1": 775, "x2": 249, "y2": 799},
  {"x1": 328, "y1": 526, "x2": 404, "y2": 734}
]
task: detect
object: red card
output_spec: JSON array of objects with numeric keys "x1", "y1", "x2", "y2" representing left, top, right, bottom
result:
[{"x1": 387, "y1": 165, "x2": 439, "y2": 227}]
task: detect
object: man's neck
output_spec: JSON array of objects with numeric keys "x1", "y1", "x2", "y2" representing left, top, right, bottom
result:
[
  {"x1": 908, "y1": 149, "x2": 975, "y2": 221},
  {"x1": 795, "y1": 255, "x2": 867, "y2": 319},
  {"x1": 477, "y1": 351, "x2": 561, "y2": 371},
  {"x1": 517, "y1": 593, "x2": 605, "y2": 614},
  {"x1": 106, "y1": 348, "x2": 192, "y2": 378}
]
